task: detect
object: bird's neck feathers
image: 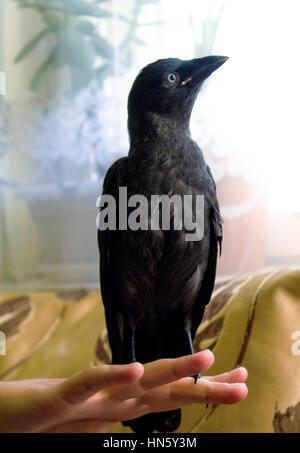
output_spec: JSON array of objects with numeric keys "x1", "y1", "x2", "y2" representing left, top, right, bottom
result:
[{"x1": 128, "y1": 110, "x2": 191, "y2": 146}]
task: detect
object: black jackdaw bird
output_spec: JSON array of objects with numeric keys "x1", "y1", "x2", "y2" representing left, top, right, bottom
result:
[{"x1": 98, "y1": 55, "x2": 227, "y2": 433}]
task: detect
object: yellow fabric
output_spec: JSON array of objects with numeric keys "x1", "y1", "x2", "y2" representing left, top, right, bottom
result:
[{"x1": 1, "y1": 269, "x2": 300, "y2": 432}]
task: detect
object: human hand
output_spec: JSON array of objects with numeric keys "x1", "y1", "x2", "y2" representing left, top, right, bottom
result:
[{"x1": 0, "y1": 350, "x2": 247, "y2": 433}]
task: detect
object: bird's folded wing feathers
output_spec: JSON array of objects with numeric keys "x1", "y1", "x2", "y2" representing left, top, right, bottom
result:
[{"x1": 98, "y1": 157, "x2": 128, "y2": 363}]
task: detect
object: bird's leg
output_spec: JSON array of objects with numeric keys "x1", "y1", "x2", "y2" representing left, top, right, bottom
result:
[
  {"x1": 130, "y1": 325, "x2": 136, "y2": 363},
  {"x1": 186, "y1": 329, "x2": 200, "y2": 384}
]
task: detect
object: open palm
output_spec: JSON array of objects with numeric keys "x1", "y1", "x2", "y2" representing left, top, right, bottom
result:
[{"x1": 0, "y1": 350, "x2": 247, "y2": 433}]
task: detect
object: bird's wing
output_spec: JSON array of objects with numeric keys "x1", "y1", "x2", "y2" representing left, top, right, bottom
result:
[
  {"x1": 98, "y1": 157, "x2": 128, "y2": 363},
  {"x1": 191, "y1": 166, "x2": 223, "y2": 337},
  {"x1": 206, "y1": 164, "x2": 223, "y2": 251}
]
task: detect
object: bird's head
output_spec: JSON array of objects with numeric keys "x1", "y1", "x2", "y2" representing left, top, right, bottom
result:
[{"x1": 128, "y1": 56, "x2": 228, "y2": 144}]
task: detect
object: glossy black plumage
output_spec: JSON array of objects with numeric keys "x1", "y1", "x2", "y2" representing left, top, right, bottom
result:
[{"x1": 98, "y1": 56, "x2": 226, "y2": 433}]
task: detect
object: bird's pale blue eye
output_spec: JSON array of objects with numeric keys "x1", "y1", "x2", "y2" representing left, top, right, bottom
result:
[{"x1": 167, "y1": 72, "x2": 177, "y2": 84}]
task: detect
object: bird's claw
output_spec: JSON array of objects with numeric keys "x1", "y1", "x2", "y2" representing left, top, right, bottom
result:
[{"x1": 193, "y1": 373, "x2": 201, "y2": 384}]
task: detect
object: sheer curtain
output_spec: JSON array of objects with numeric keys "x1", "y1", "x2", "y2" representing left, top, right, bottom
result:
[
  {"x1": 1, "y1": 0, "x2": 300, "y2": 289},
  {"x1": 1, "y1": 0, "x2": 42, "y2": 283}
]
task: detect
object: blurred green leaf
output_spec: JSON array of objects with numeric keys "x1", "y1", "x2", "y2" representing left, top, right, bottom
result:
[
  {"x1": 91, "y1": 35, "x2": 113, "y2": 59},
  {"x1": 18, "y1": 2, "x2": 63, "y2": 13},
  {"x1": 14, "y1": 0, "x2": 164, "y2": 94},
  {"x1": 58, "y1": 30, "x2": 96, "y2": 69},
  {"x1": 14, "y1": 28, "x2": 53, "y2": 63},
  {"x1": 41, "y1": 11, "x2": 63, "y2": 28},
  {"x1": 30, "y1": 46, "x2": 61, "y2": 91},
  {"x1": 70, "y1": 68, "x2": 94, "y2": 92},
  {"x1": 75, "y1": 20, "x2": 96, "y2": 36},
  {"x1": 61, "y1": 0, "x2": 112, "y2": 17},
  {"x1": 14, "y1": 0, "x2": 33, "y2": 4},
  {"x1": 17, "y1": 0, "x2": 112, "y2": 17}
]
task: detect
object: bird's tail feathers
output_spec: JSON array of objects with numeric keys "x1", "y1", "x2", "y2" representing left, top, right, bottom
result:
[
  {"x1": 121, "y1": 312, "x2": 193, "y2": 433},
  {"x1": 122, "y1": 409, "x2": 181, "y2": 433}
]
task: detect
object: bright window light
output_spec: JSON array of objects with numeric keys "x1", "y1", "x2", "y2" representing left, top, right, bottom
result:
[{"x1": 130, "y1": 0, "x2": 300, "y2": 214}]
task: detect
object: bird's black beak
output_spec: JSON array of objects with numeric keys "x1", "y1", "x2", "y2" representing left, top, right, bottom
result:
[{"x1": 179, "y1": 55, "x2": 229, "y2": 87}]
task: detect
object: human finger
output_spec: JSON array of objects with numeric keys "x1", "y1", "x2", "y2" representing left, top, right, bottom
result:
[
  {"x1": 108, "y1": 350, "x2": 214, "y2": 402},
  {"x1": 200, "y1": 367, "x2": 248, "y2": 384},
  {"x1": 54, "y1": 363, "x2": 144, "y2": 405}
]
